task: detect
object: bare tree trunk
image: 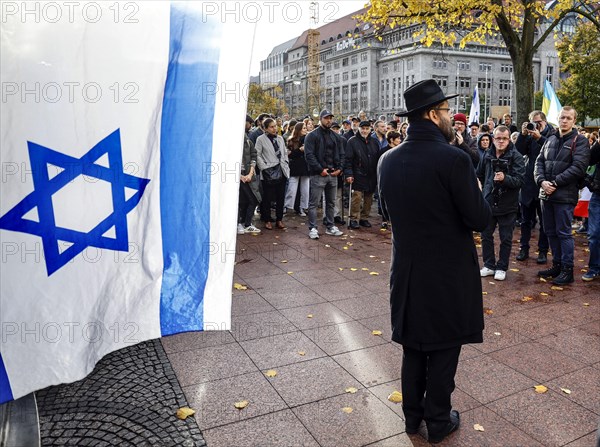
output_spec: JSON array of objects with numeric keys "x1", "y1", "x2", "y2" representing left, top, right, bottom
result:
[{"x1": 512, "y1": 51, "x2": 535, "y2": 126}]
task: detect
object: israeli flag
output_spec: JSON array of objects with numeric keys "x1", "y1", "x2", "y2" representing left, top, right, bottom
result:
[
  {"x1": 468, "y1": 86, "x2": 480, "y2": 125},
  {"x1": 0, "y1": 2, "x2": 253, "y2": 403}
]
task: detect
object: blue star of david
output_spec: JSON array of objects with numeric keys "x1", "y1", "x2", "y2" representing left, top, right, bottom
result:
[{"x1": 0, "y1": 129, "x2": 150, "y2": 276}]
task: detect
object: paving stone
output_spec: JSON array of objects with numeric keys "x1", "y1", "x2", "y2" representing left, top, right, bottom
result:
[
  {"x1": 304, "y1": 320, "x2": 387, "y2": 356},
  {"x1": 280, "y1": 302, "x2": 353, "y2": 330},
  {"x1": 547, "y1": 366, "x2": 600, "y2": 415},
  {"x1": 332, "y1": 343, "x2": 403, "y2": 387}
]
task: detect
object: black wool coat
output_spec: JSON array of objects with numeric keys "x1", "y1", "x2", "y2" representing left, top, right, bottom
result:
[
  {"x1": 378, "y1": 120, "x2": 492, "y2": 351},
  {"x1": 344, "y1": 134, "x2": 381, "y2": 192}
]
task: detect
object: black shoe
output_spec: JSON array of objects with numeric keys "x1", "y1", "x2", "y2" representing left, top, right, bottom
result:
[
  {"x1": 334, "y1": 216, "x2": 344, "y2": 224},
  {"x1": 516, "y1": 248, "x2": 529, "y2": 261},
  {"x1": 536, "y1": 252, "x2": 548, "y2": 264},
  {"x1": 349, "y1": 220, "x2": 360, "y2": 229},
  {"x1": 553, "y1": 266, "x2": 574, "y2": 285},
  {"x1": 381, "y1": 221, "x2": 389, "y2": 229},
  {"x1": 359, "y1": 219, "x2": 372, "y2": 228},
  {"x1": 538, "y1": 263, "x2": 561, "y2": 278},
  {"x1": 515, "y1": 219, "x2": 522, "y2": 227},
  {"x1": 405, "y1": 422, "x2": 420, "y2": 435},
  {"x1": 428, "y1": 410, "x2": 460, "y2": 444}
]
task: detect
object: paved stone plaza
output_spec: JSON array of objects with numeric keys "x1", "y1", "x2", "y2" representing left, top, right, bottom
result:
[{"x1": 39, "y1": 211, "x2": 599, "y2": 446}]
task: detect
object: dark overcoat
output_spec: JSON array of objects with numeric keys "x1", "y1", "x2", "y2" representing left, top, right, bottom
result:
[{"x1": 378, "y1": 120, "x2": 492, "y2": 351}]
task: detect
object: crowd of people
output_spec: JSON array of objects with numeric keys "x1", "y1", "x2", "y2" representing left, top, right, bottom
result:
[{"x1": 238, "y1": 102, "x2": 599, "y2": 285}]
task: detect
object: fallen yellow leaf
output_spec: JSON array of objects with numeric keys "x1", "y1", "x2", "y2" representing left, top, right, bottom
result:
[
  {"x1": 325, "y1": 244, "x2": 330, "y2": 248},
  {"x1": 372, "y1": 330, "x2": 383, "y2": 336},
  {"x1": 287, "y1": 271, "x2": 294, "y2": 275},
  {"x1": 539, "y1": 277, "x2": 547, "y2": 282},
  {"x1": 489, "y1": 281, "x2": 495, "y2": 285},
  {"x1": 233, "y1": 283, "x2": 248, "y2": 291},
  {"x1": 273, "y1": 242, "x2": 278, "y2": 245},
  {"x1": 341, "y1": 407, "x2": 353, "y2": 414},
  {"x1": 534, "y1": 385, "x2": 548, "y2": 394},
  {"x1": 347, "y1": 243, "x2": 353, "y2": 246},
  {"x1": 540, "y1": 292, "x2": 549, "y2": 296},
  {"x1": 369, "y1": 255, "x2": 376, "y2": 258},
  {"x1": 369, "y1": 272, "x2": 379, "y2": 276},
  {"x1": 298, "y1": 351, "x2": 306, "y2": 356},
  {"x1": 521, "y1": 296, "x2": 533, "y2": 302},
  {"x1": 484, "y1": 308, "x2": 494, "y2": 315},
  {"x1": 493, "y1": 332, "x2": 502, "y2": 336},
  {"x1": 583, "y1": 303, "x2": 590, "y2": 307},
  {"x1": 281, "y1": 260, "x2": 288, "y2": 263},
  {"x1": 264, "y1": 370, "x2": 277, "y2": 378},
  {"x1": 350, "y1": 268, "x2": 358, "y2": 271},
  {"x1": 380, "y1": 228, "x2": 387, "y2": 232},
  {"x1": 482, "y1": 292, "x2": 488, "y2": 295},
  {"x1": 307, "y1": 314, "x2": 313, "y2": 318},
  {"x1": 387, "y1": 391, "x2": 403, "y2": 403},
  {"x1": 560, "y1": 387, "x2": 571, "y2": 394},
  {"x1": 361, "y1": 268, "x2": 369, "y2": 271},
  {"x1": 345, "y1": 387, "x2": 358, "y2": 394},
  {"x1": 550, "y1": 286, "x2": 563, "y2": 291},
  {"x1": 510, "y1": 268, "x2": 520, "y2": 272},
  {"x1": 338, "y1": 267, "x2": 344, "y2": 271},
  {"x1": 234, "y1": 400, "x2": 249, "y2": 409},
  {"x1": 581, "y1": 269, "x2": 588, "y2": 273},
  {"x1": 176, "y1": 407, "x2": 195, "y2": 420},
  {"x1": 475, "y1": 244, "x2": 482, "y2": 248},
  {"x1": 343, "y1": 246, "x2": 349, "y2": 250},
  {"x1": 473, "y1": 423, "x2": 485, "y2": 432}
]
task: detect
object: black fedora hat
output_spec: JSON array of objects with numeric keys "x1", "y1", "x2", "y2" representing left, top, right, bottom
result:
[{"x1": 397, "y1": 79, "x2": 458, "y2": 116}]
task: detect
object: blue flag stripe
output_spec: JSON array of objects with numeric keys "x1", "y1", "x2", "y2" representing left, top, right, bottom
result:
[
  {"x1": 0, "y1": 353, "x2": 13, "y2": 403},
  {"x1": 159, "y1": 4, "x2": 222, "y2": 335}
]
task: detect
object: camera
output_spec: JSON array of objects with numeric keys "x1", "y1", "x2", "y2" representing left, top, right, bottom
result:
[
  {"x1": 492, "y1": 159, "x2": 509, "y2": 173},
  {"x1": 526, "y1": 122, "x2": 536, "y2": 131}
]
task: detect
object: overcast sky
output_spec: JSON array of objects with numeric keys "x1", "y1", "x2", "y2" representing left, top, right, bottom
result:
[{"x1": 249, "y1": 1, "x2": 367, "y2": 76}]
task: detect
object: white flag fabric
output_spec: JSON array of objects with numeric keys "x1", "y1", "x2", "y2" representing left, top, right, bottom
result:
[
  {"x1": 0, "y1": 2, "x2": 253, "y2": 403},
  {"x1": 468, "y1": 86, "x2": 480, "y2": 125}
]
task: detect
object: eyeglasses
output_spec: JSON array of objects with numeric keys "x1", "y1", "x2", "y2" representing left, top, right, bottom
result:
[
  {"x1": 432, "y1": 108, "x2": 451, "y2": 112},
  {"x1": 495, "y1": 137, "x2": 510, "y2": 142}
]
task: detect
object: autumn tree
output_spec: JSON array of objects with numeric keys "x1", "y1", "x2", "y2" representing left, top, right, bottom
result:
[
  {"x1": 555, "y1": 22, "x2": 600, "y2": 125},
  {"x1": 247, "y1": 84, "x2": 287, "y2": 118},
  {"x1": 358, "y1": 0, "x2": 600, "y2": 124}
]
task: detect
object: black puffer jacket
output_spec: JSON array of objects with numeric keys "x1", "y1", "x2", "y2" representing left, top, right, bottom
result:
[
  {"x1": 534, "y1": 130, "x2": 591, "y2": 205},
  {"x1": 344, "y1": 134, "x2": 381, "y2": 192},
  {"x1": 476, "y1": 143, "x2": 525, "y2": 216},
  {"x1": 515, "y1": 124, "x2": 555, "y2": 206},
  {"x1": 304, "y1": 126, "x2": 345, "y2": 175}
]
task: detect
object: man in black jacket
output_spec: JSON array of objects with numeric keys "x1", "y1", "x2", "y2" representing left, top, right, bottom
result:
[
  {"x1": 583, "y1": 138, "x2": 600, "y2": 281},
  {"x1": 378, "y1": 80, "x2": 491, "y2": 444},
  {"x1": 534, "y1": 106, "x2": 591, "y2": 284},
  {"x1": 515, "y1": 110, "x2": 553, "y2": 263},
  {"x1": 477, "y1": 126, "x2": 525, "y2": 281},
  {"x1": 304, "y1": 109, "x2": 345, "y2": 239},
  {"x1": 345, "y1": 121, "x2": 380, "y2": 229}
]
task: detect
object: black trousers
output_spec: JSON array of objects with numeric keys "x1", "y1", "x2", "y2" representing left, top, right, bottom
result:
[
  {"x1": 238, "y1": 182, "x2": 258, "y2": 227},
  {"x1": 261, "y1": 179, "x2": 286, "y2": 222},
  {"x1": 401, "y1": 345, "x2": 462, "y2": 428}
]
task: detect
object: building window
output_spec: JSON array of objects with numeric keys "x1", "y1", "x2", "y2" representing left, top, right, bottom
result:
[
  {"x1": 361, "y1": 52, "x2": 368, "y2": 62},
  {"x1": 479, "y1": 62, "x2": 492, "y2": 72},
  {"x1": 407, "y1": 58, "x2": 414, "y2": 70},
  {"x1": 342, "y1": 57, "x2": 349, "y2": 67},
  {"x1": 458, "y1": 60, "x2": 470, "y2": 70},
  {"x1": 351, "y1": 55, "x2": 358, "y2": 65},
  {"x1": 499, "y1": 79, "x2": 511, "y2": 90},
  {"x1": 334, "y1": 73, "x2": 340, "y2": 83},
  {"x1": 342, "y1": 85, "x2": 349, "y2": 111},
  {"x1": 360, "y1": 82, "x2": 368, "y2": 109},
  {"x1": 351, "y1": 84, "x2": 358, "y2": 111},
  {"x1": 411, "y1": 75, "x2": 415, "y2": 85},
  {"x1": 334, "y1": 60, "x2": 340, "y2": 69},
  {"x1": 326, "y1": 75, "x2": 332, "y2": 85},
  {"x1": 458, "y1": 77, "x2": 471, "y2": 89},
  {"x1": 433, "y1": 75, "x2": 448, "y2": 88},
  {"x1": 406, "y1": 75, "x2": 410, "y2": 87},
  {"x1": 433, "y1": 59, "x2": 447, "y2": 69},
  {"x1": 394, "y1": 61, "x2": 399, "y2": 72},
  {"x1": 334, "y1": 87, "x2": 340, "y2": 109},
  {"x1": 382, "y1": 64, "x2": 389, "y2": 75},
  {"x1": 546, "y1": 66, "x2": 553, "y2": 83},
  {"x1": 498, "y1": 96, "x2": 510, "y2": 106},
  {"x1": 351, "y1": 69, "x2": 358, "y2": 79},
  {"x1": 397, "y1": 77, "x2": 402, "y2": 92},
  {"x1": 361, "y1": 67, "x2": 368, "y2": 77},
  {"x1": 478, "y1": 78, "x2": 491, "y2": 89},
  {"x1": 500, "y1": 64, "x2": 513, "y2": 73},
  {"x1": 326, "y1": 62, "x2": 332, "y2": 71},
  {"x1": 343, "y1": 72, "x2": 349, "y2": 81}
]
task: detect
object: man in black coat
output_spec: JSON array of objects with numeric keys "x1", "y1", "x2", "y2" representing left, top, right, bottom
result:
[
  {"x1": 476, "y1": 126, "x2": 525, "y2": 281},
  {"x1": 534, "y1": 106, "x2": 590, "y2": 284},
  {"x1": 378, "y1": 80, "x2": 491, "y2": 444},
  {"x1": 344, "y1": 121, "x2": 381, "y2": 229},
  {"x1": 514, "y1": 110, "x2": 554, "y2": 263}
]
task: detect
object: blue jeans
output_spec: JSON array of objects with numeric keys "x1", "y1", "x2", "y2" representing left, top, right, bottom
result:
[
  {"x1": 519, "y1": 200, "x2": 549, "y2": 253},
  {"x1": 308, "y1": 174, "x2": 337, "y2": 230},
  {"x1": 587, "y1": 193, "x2": 600, "y2": 274},
  {"x1": 481, "y1": 213, "x2": 516, "y2": 271},
  {"x1": 541, "y1": 201, "x2": 575, "y2": 267}
]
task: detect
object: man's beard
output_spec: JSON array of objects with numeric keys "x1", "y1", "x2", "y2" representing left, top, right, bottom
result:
[{"x1": 439, "y1": 118, "x2": 455, "y2": 142}]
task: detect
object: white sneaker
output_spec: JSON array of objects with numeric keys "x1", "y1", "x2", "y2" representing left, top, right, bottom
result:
[
  {"x1": 494, "y1": 270, "x2": 506, "y2": 281},
  {"x1": 237, "y1": 223, "x2": 245, "y2": 235},
  {"x1": 480, "y1": 267, "x2": 495, "y2": 277},
  {"x1": 244, "y1": 225, "x2": 261, "y2": 234},
  {"x1": 299, "y1": 210, "x2": 307, "y2": 217},
  {"x1": 309, "y1": 228, "x2": 319, "y2": 239},
  {"x1": 326, "y1": 226, "x2": 343, "y2": 236}
]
